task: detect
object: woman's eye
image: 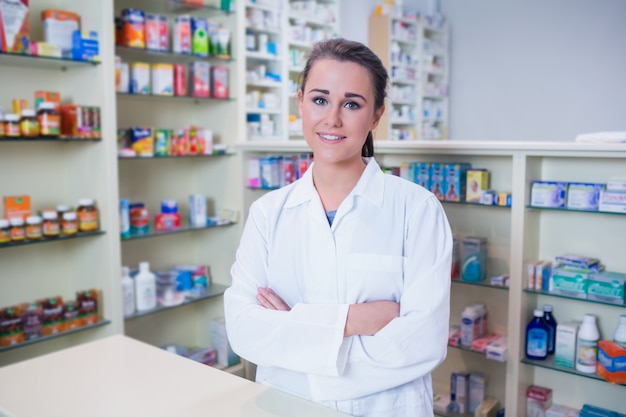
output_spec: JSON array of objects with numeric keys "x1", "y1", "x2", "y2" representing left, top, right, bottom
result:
[
  {"x1": 345, "y1": 101, "x2": 360, "y2": 110},
  {"x1": 313, "y1": 97, "x2": 327, "y2": 105}
]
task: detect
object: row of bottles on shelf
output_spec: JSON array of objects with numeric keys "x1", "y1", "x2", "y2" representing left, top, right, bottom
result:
[
  {"x1": 526, "y1": 303, "x2": 626, "y2": 383},
  {"x1": 117, "y1": 125, "x2": 221, "y2": 158},
  {"x1": 1, "y1": 290, "x2": 100, "y2": 348},
  {"x1": 1, "y1": 92, "x2": 101, "y2": 140},
  {"x1": 1, "y1": 195, "x2": 99, "y2": 244},
  {"x1": 121, "y1": 262, "x2": 211, "y2": 314}
]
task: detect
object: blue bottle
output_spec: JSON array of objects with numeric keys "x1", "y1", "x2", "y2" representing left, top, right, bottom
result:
[
  {"x1": 525, "y1": 309, "x2": 549, "y2": 360},
  {"x1": 543, "y1": 304, "x2": 558, "y2": 355}
]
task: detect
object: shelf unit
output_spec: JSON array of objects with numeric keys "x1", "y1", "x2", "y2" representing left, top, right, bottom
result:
[
  {"x1": 113, "y1": 0, "x2": 243, "y2": 360},
  {"x1": 235, "y1": 140, "x2": 626, "y2": 416},
  {"x1": 368, "y1": 8, "x2": 449, "y2": 140},
  {"x1": 0, "y1": 0, "x2": 120, "y2": 367}
]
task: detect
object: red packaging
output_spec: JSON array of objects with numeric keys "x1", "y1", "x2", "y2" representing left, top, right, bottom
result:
[
  {"x1": 158, "y1": 15, "x2": 169, "y2": 51},
  {"x1": 211, "y1": 65, "x2": 229, "y2": 99},
  {"x1": 155, "y1": 212, "x2": 181, "y2": 230},
  {"x1": 174, "y1": 63, "x2": 187, "y2": 96}
]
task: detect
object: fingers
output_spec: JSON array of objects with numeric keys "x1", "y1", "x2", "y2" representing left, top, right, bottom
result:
[{"x1": 256, "y1": 288, "x2": 291, "y2": 311}]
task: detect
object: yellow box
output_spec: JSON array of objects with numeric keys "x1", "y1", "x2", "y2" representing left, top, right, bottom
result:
[{"x1": 466, "y1": 169, "x2": 490, "y2": 202}]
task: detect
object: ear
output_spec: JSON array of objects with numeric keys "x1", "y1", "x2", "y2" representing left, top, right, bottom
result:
[
  {"x1": 297, "y1": 89, "x2": 304, "y2": 117},
  {"x1": 371, "y1": 105, "x2": 385, "y2": 130}
]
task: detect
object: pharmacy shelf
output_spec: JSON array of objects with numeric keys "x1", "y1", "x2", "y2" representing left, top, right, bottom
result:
[
  {"x1": 451, "y1": 279, "x2": 509, "y2": 291},
  {"x1": 527, "y1": 205, "x2": 626, "y2": 217},
  {"x1": 116, "y1": 93, "x2": 232, "y2": 103},
  {"x1": 124, "y1": 283, "x2": 228, "y2": 320},
  {"x1": 0, "y1": 231, "x2": 105, "y2": 250},
  {"x1": 521, "y1": 356, "x2": 622, "y2": 386},
  {"x1": 523, "y1": 289, "x2": 626, "y2": 309},
  {"x1": 0, "y1": 52, "x2": 99, "y2": 70},
  {"x1": 442, "y1": 201, "x2": 511, "y2": 209},
  {"x1": 0, "y1": 137, "x2": 101, "y2": 142},
  {"x1": 166, "y1": 0, "x2": 234, "y2": 14},
  {"x1": 115, "y1": 45, "x2": 233, "y2": 64},
  {"x1": 118, "y1": 153, "x2": 233, "y2": 160},
  {"x1": 121, "y1": 221, "x2": 234, "y2": 241},
  {"x1": 434, "y1": 410, "x2": 472, "y2": 417},
  {"x1": 0, "y1": 319, "x2": 111, "y2": 353}
]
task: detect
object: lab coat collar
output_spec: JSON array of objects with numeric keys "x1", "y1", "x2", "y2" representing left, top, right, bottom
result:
[{"x1": 284, "y1": 157, "x2": 385, "y2": 209}]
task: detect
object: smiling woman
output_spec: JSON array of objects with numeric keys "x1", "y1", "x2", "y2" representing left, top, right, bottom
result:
[{"x1": 224, "y1": 38, "x2": 453, "y2": 417}]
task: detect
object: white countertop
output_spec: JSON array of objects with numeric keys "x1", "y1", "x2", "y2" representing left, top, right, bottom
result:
[{"x1": 0, "y1": 335, "x2": 349, "y2": 417}]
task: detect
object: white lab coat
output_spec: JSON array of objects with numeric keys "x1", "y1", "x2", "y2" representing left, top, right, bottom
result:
[{"x1": 224, "y1": 158, "x2": 452, "y2": 417}]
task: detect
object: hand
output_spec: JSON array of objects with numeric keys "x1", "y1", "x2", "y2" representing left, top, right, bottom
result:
[
  {"x1": 344, "y1": 301, "x2": 400, "y2": 337},
  {"x1": 256, "y1": 288, "x2": 291, "y2": 311}
]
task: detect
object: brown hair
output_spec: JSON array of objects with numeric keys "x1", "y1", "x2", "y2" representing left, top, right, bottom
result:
[{"x1": 299, "y1": 38, "x2": 389, "y2": 157}]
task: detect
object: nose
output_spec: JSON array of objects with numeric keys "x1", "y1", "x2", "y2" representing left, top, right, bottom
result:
[{"x1": 324, "y1": 104, "x2": 342, "y2": 127}]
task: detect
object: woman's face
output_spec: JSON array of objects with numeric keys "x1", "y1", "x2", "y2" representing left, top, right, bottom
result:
[{"x1": 298, "y1": 58, "x2": 383, "y2": 166}]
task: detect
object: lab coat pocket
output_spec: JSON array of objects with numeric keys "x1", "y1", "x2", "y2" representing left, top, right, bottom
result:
[{"x1": 346, "y1": 253, "x2": 404, "y2": 302}]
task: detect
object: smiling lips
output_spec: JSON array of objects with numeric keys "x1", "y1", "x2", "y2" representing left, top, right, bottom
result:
[{"x1": 319, "y1": 133, "x2": 345, "y2": 142}]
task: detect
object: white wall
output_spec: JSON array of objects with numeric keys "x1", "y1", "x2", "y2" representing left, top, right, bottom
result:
[{"x1": 340, "y1": 0, "x2": 626, "y2": 141}]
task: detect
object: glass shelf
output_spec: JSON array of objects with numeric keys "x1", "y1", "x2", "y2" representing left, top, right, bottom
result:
[
  {"x1": 124, "y1": 284, "x2": 228, "y2": 320},
  {"x1": 0, "y1": 52, "x2": 99, "y2": 70},
  {"x1": 0, "y1": 319, "x2": 110, "y2": 353},
  {"x1": 168, "y1": 0, "x2": 234, "y2": 14},
  {"x1": 521, "y1": 356, "x2": 623, "y2": 386},
  {"x1": 435, "y1": 410, "x2": 472, "y2": 417},
  {"x1": 0, "y1": 230, "x2": 105, "y2": 250},
  {"x1": 448, "y1": 343, "x2": 507, "y2": 362},
  {"x1": 119, "y1": 152, "x2": 233, "y2": 160},
  {"x1": 527, "y1": 205, "x2": 626, "y2": 217},
  {"x1": 248, "y1": 186, "x2": 280, "y2": 191},
  {"x1": 443, "y1": 200, "x2": 511, "y2": 209},
  {"x1": 451, "y1": 279, "x2": 509, "y2": 291},
  {"x1": 121, "y1": 221, "x2": 234, "y2": 241},
  {"x1": 115, "y1": 45, "x2": 233, "y2": 64},
  {"x1": 116, "y1": 92, "x2": 232, "y2": 103},
  {"x1": 0, "y1": 137, "x2": 101, "y2": 142},
  {"x1": 523, "y1": 288, "x2": 625, "y2": 309}
]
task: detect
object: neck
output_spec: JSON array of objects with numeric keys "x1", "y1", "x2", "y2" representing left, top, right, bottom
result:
[{"x1": 312, "y1": 158, "x2": 367, "y2": 211}]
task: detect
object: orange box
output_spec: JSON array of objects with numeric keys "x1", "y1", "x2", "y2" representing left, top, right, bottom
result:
[
  {"x1": 4, "y1": 195, "x2": 31, "y2": 220},
  {"x1": 41, "y1": 9, "x2": 80, "y2": 53},
  {"x1": 121, "y1": 8, "x2": 145, "y2": 48},
  {"x1": 597, "y1": 340, "x2": 626, "y2": 384},
  {"x1": 0, "y1": 0, "x2": 30, "y2": 54},
  {"x1": 35, "y1": 91, "x2": 61, "y2": 113},
  {"x1": 0, "y1": 305, "x2": 24, "y2": 347}
]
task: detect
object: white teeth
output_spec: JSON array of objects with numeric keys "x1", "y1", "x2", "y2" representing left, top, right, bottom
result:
[{"x1": 320, "y1": 134, "x2": 342, "y2": 141}]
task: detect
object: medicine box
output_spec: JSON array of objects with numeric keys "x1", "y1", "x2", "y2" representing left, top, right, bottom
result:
[
  {"x1": 444, "y1": 163, "x2": 471, "y2": 202},
  {"x1": 130, "y1": 126, "x2": 153, "y2": 157},
  {"x1": 188, "y1": 194, "x2": 207, "y2": 228},
  {"x1": 151, "y1": 63, "x2": 173, "y2": 96},
  {"x1": 469, "y1": 372, "x2": 487, "y2": 413},
  {"x1": 191, "y1": 16, "x2": 209, "y2": 56},
  {"x1": 121, "y1": 8, "x2": 145, "y2": 48},
  {"x1": 466, "y1": 169, "x2": 490, "y2": 203},
  {"x1": 597, "y1": 340, "x2": 626, "y2": 385},
  {"x1": 461, "y1": 236, "x2": 487, "y2": 282},
  {"x1": 415, "y1": 162, "x2": 430, "y2": 189},
  {"x1": 546, "y1": 404, "x2": 581, "y2": 417},
  {"x1": 189, "y1": 61, "x2": 210, "y2": 97},
  {"x1": 429, "y1": 163, "x2": 446, "y2": 200},
  {"x1": 173, "y1": 14, "x2": 191, "y2": 54},
  {"x1": 448, "y1": 372, "x2": 469, "y2": 414},
  {"x1": 549, "y1": 267, "x2": 588, "y2": 299},
  {"x1": 42, "y1": 9, "x2": 80, "y2": 54},
  {"x1": 212, "y1": 65, "x2": 229, "y2": 99},
  {"x1": 530, "y1": 181, "x2": 567, "y2": 208},
  {"x1": 587, "y1": 271, "x2": 625, "y2": 305},
  {"x1": 210, "y1": 316, "x2": 239, "y2": 367},
  {"x1": 3, "y1": 195, "x2": 31, "y2": 220},
  {"x1": 130, "y1": 62, "x2": 150, "y2": 95},
  {"x1": 527, "y1": 385, "x2": 553, "y2": 417},
  {"x1": 555, "y1": 321, "x2": 579, "y2": 368},
  {"x1": 0, "y1": 0, "x2": 30, "y2": 54},
  {"x1": 566, "y1": 182, "x2": 604, "y2": 211},
  {"x1": 599, "y1": 189, "x2": 626, "y2": 213}
]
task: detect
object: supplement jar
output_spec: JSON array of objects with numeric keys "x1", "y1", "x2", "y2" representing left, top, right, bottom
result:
[
  {"x1": 62, "y1": 212, "x2": 78, "y2": 236},
  {"x1": 77, "y1": 198, "x2": 99, "y2": 232},
  {"x1": 20, "y1": 109, "x2": 39, "y2": 137},
  {"x1": 42, "y1": 211, "x2": 60, "y2": 238},
  {"x1": 26, "y1": 216, "x2": 43, "y2": 240},
  {"x1": 9, "y1": 217, "x2": 26, "y2": 241}
]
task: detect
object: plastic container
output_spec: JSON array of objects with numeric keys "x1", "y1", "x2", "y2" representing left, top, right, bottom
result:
[
  {"x1": 526, "y1": 309, "x2": 549, "y2": 360},
  {"x1": 25, "y1": 216, "x2": 43, "y2": 240},
  {"x1": 543, "y1": 304, "x2": 558, "y2": 355},
  {"x1": 121, "y1": 266, "x2": 135, "y2": 316},
  {"x1": 0, "y1": 219, "x2": 10, "y2": 243},
  {"x1": 576, "y1": 314, "x2": 600, "y2": 373},
  {"x1": 613, "y1": 314, "x2": 626, "y2": 349},
  {"x1": 135, "y1": 261, "x2": 156, "y2": 311},
  {"x1": 461, "y1": 306, "x2": 480, "y2": 347}
]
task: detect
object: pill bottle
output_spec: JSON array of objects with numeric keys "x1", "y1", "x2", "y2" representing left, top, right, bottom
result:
[
  {"x1": 37, "y1": 102, "x2": 60, "y2": 137},
  {"x1": 62, "y1": 212, "x2": 78, "y2": 236},
  {"x1": 20, "y1": 109, "x2": 39, "y2": 137},
  {"x1": 5, "y1": 114, "x2": 21, "y2": 137},
  {"x1": 77, "y1": 198, "x2": 99, "y2": 232},
  {"x1": 25, "y1": 216, "x2": 43, "y2": 240},
  {"x1": 9, "y1": 217, "x2": 26, "y2": 241},
  {"x1": 42, "y1": 211, "x2": 60, "y2": 238},
  {"x1": 0, "y1": 219, "x2": 10, "y2": 243},
  {"x1": 57, "y1": 204, "x2": 71, "y2": 221}
]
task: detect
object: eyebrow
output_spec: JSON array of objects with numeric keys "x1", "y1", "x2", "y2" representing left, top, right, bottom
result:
[{"x1": 309, "y1": 88, "x2": 367, "y2": 103}]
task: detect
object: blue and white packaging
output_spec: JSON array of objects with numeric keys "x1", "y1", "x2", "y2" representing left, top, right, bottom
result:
[
  {"x1": 599, "y1": 189, "x2": 626, "y2": 213},
  {"x1": 429, "y1": 162, "x2": 446, "y2": 200},
  {"x1": 444, "y1": 162, "x2": 471, "y2": 202},
  {"x1": 188, "y1": 194, "x2": 207, "y2": 228},
  {"x1": 415, "y1": 162, "x2": 431, "y2": 189},
  {"x1": 461, "y1": 236, "x2": 487, "y2": 282},
  {"x1": 566, "y1": 182, "x2": 604, "y2": 210},
  {"x1": 531, "y1": 181, "x2": 567, "y2": 208},
  {"x1": 448, "y1": 372, "x2": 469, "y2": 414},
  {"x1": 587, "y1": 271, "x2": 625, "y2": 305}
]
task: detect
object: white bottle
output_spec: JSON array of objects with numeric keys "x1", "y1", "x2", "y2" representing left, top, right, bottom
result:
[
  {"x1": 135, "y1": 262, "x2": 156, "y2": 311},
  {"x1": 575, "y1": 314, "x2": 600, "y2": 373},
  {"x1": 121, "y1": 266, "x2": 135, "y2": 316},
  {"x1": 461, "y1": 306, "x2": 480, "y2": 347},
  {"x1": 613, "y1": 314, "x2": 626, "y2": 348}
]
